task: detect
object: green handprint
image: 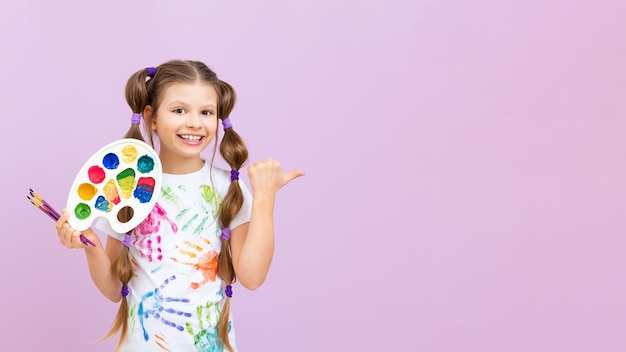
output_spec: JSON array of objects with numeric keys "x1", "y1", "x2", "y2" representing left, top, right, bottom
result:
[
  {"x1": 200, "y1": 185, "x2": 222, "y2": 217},
  {"x1": 185, "y1": 301, "x2": 224, "y2": 352}
]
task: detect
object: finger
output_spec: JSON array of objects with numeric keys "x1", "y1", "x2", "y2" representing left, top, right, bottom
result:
[
  {"x1": 59, "y1": 224, "x2": 71, "y2": 247},
  {"x1": 61, "y1": 225, "x2": 74, "y2": 247},
  {"x1": 67, "y1": 229, "x2": 86, "y2": 249},
  {"x1": 75, "y1": 231, "x2": 88, "y2": 248},
  {"x1": 59, "y1": 223, "x2": 78, "y2": 248},
  {"x1": 56, "y1": 209, "x2": 70, "y2": 232},
  {"x1": 283, "y1": 170, "x2": 306, "y2": 184}
]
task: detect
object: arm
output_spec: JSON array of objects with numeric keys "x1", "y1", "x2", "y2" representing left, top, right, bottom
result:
[
  {"x1": 56, "y1": 210, "x2": 124, "y2": 302},
  {"x1": 230, "y1": 159, "x2": 304, "y2": 290}
]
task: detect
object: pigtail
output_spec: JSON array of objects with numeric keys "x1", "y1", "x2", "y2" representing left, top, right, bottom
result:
[
  {"x1": 101, "y1": 242, "x2": 133, "y2": 347},
  {"x1": 216, "y1": 79, "x2": 248, "y2": 352},
  {"x1": 102, "y1": 67, "x2": 155, "y2": 349},
  {"x1": 124, "y1": 68, "x2": 153, "y2": 144}
]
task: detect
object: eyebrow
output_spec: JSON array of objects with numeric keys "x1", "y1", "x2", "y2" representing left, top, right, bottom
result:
[{"x1": 166, "y1": 100, "x2": 217, "y2": 109}]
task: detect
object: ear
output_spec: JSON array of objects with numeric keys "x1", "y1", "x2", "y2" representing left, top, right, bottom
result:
[{"x1": 143, "y1": 105, "x2": 157, "y2": 131}]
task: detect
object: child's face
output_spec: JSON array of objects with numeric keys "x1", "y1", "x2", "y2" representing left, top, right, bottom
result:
[{"x1": 147, "y1": 82, "x2": 219, "y2": 172}]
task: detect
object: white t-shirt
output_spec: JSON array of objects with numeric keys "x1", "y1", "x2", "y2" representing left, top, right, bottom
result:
[{"x1": 96, "y1": 161, "x2": 252, "y2": 351}]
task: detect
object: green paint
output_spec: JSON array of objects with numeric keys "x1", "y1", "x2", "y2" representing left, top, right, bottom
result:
[
  {"x1": 182, "y1": 213, "x2": 199, "y2": 231},
  {"x1": 74, "y1": 203, "x2": 91, "y2": 220},
  {"x1": 193, "y1": 216, "x2": 209, "y2": 235},
  {"x1": 200, "y1": 185, "x2": 222, "y2": 217},
  {"x1": 176, "y1": 208, "x2": 190, "y2": 221},
  {"x1": 116, "y1": 168, "x2": 136, "y2": 199}
]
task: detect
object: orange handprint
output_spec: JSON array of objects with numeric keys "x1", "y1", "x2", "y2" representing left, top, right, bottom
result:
[{"x1": 171, "y1": 237, "x2": 218, "y2": 290}]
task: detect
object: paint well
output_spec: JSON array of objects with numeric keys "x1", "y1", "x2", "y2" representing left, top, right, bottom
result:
[
  {"x1": 137, "y1": 155, "x2": 155, "y2": 173},
  {"x1": 94, "y1": 195, "x2": 112, "y2": 213},
  {"x1": 103, "y1": 153, "x2": 120, "y2": 169},
  {"x1": 121, "y1": 145, "x2": 138, "y2": 164},
  {"x1": 87, "y1": 165, "x2": 106, "y2": 184},
  {"x1": 103, "y1": 179, "x2": 121, "y2": 205},
  {"x1": 77, "y1": 183, "x2": 97, "y2": 201},
  {"x1": 117, "y1": 206, "x2": 134, "y2": 224},
  {"x1": 134, "y1": 177, "x2": 155, "y2": 203},
  {"x1": 74, "y1": 203, "x2": 91, "y2": 220},
  {"x1": 117, "y1": 168, "x2": 136, "y2": 199}
]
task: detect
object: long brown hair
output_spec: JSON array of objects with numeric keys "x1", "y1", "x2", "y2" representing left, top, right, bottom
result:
[{"x1": 103, "y1": 60, "x2": 248, "y2": 352}]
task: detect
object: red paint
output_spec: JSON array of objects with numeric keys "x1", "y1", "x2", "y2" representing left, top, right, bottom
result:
[
  {"x1": 88, "y1": 166, "x2": 106, "y2": 184},
  {"x1": 137, "y1": 177, "x2": 156, "y2": 188}
]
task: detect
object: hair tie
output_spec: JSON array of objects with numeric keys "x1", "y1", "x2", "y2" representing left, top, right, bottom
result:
[
  {"x1": 230, "y1": 169, "x2": 239, "y2": 181},
  {"x1": 221, "y1": 227, "x2": 231, "y2": 241},
  {"x1": 222, "y1": 118, "x2": 232, "y2": 130},
  {"x1": 146, "y1": 67, "x2": 156, "y2": 78},
  {"x1": 121, "y1": 286, "x2": 129, "y2": 297},
  {"x1": 123, "y1": 234, "x2": 131, "y2": 247},
  {"x1": 221, "y1": 227, "x2": 230, "y2": 241},
  {"x1": 131, "y1": 113, "x2": 141, "y2": 125},
  {"x1": 225, "y1": 284, "x2": 233, "y2": 298}
]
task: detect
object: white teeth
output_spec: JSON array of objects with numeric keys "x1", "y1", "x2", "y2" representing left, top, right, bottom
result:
[{"x1": 180, "y1": 135, "x2": 202, "y2": 141}]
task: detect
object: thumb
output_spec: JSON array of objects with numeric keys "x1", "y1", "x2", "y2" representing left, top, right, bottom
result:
[{"x1": 283, "y1": 170, "x2": 306, "y2": 184}]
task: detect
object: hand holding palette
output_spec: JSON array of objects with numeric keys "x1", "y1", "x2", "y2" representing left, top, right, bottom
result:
[{"x1": 66, "y1": 138, "x2": 162, "y2": 234}]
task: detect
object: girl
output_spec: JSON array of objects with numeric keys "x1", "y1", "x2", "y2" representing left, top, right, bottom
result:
[{"x1": 56, "y1": 60, "x2": 304, "y2": 351}]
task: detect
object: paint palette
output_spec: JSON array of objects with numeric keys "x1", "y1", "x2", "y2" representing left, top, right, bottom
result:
[{"x1": 66, "y1": 138, "x2": 162, "y2": 233}]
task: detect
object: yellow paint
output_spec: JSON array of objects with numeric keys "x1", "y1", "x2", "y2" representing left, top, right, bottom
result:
[
  {"x1": 77, "y1": 183, "x2": 97, "y2": 201},
  {"x1": 116, "y1": 168, "x2": 136, "y2": 199},
  {"x1": 118, "y1": 175, "x2": 135, "y2": 199},
  {"x1": 121, "y1": 145, "x2": 139, "y2": 163},
  {"x1": 103, "y1": 179, "x2": 121, "y2": 204}
]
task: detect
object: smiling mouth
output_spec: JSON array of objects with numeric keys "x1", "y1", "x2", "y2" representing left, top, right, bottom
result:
[{"x1": 179, "y1": 135, "x2": 204, "y2": 142}]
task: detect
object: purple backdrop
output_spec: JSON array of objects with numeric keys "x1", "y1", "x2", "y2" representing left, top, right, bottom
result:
[{"x1": 1, "y1": 0, "x2": 626, "y2": 351}]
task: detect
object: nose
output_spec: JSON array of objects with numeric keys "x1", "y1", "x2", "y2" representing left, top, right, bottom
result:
[{"x1": 186, "y1": 112, "x2": 202, "y2": 128}]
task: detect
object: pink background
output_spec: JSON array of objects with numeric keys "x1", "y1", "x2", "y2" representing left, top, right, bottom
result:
[{"x1": 1, "y1": 0, "x2": 626, "y2": 351}]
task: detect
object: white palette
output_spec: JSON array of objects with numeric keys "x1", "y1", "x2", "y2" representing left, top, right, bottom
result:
[{"x1": 66, "y1": 138, "x2": 162, "y2": 233}]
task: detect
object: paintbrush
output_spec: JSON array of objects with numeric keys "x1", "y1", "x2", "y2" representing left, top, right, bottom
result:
[
  {"x1": 28, "y1": 189, "x2": 97, "y2": 247},
  {"x1": 27, "y1": 196, "x2": 58, "y2": 222},
  {"x1": 29, "y1": 189, "x2": 60, "y2": 219}
]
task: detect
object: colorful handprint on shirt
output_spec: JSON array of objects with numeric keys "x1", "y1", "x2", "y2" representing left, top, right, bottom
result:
[
  {"x1": 200, "y1": 184, "x2": 222, "y2": 218},
  {"x1": 135, "y1": 203, "x2": 178, "y2": 261},
  {"x1": 185, "y1": 301, "x2": 224, "y2": 352},
  {"x1": 171, "y1": 236, "x2": 218, "y2": 289},
  {"x1": 138, "y1": 275, "x2": 192, "y2": 342}
]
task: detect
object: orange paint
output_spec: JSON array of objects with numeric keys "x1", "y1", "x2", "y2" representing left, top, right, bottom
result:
[{"x1": 77, "y1": 183, "x2": 97, "y2": 201}]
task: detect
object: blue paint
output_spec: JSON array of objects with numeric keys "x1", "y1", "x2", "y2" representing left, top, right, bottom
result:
[
  {"x1": 103, "y1": 153, "x2": 119, "y2": 169},
  {"x1": 134, "y1": 184, "x2": 154, "y2": 203},
  {"x1": 94, "y1": 195, "x2": 112, "y2": 212},
  {"x1": 165, "y1": 297, "x2": 190, "y2": 303},
  {"x1": 137, "y1": 275, "x2": 191, "y2": 342}
]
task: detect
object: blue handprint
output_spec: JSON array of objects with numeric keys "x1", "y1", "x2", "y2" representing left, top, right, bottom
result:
[{"x1": 138, "y1": 275, "x2": 192, "y2": 341}]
